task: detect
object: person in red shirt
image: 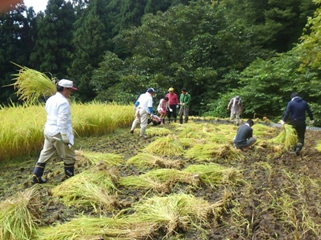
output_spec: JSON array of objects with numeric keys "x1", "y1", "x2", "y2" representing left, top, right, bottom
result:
[{"x1": 166, "y1": 87, "x2": 179, "y2": 123}]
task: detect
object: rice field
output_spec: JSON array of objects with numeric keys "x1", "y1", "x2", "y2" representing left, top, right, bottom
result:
[{"x1": 1, "y1": 111, "x2": 321, "y2": 240}]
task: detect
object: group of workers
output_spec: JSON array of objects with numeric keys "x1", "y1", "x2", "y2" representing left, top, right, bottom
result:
[
  {"x1": 130, "y1": 87, "x2": 191, "y2": 138},
  {"x1": 231, "y1": 92, "x2": 314, "y2": 154},
  {"x1": 31, "y1": 80, "x2": 314, "y2": 184}
]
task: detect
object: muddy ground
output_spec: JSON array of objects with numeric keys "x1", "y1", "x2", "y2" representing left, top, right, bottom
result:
[{"x1": 1, "y1": 122, "x2": 321, "y2": 239}]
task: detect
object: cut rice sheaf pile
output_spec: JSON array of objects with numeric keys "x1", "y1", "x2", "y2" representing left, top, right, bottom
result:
[{"x1": 270, "y1": 124, "x2": 298, "y2": 150}]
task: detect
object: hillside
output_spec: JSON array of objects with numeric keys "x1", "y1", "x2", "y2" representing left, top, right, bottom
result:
[{"x1": 1, "y1": 120, "x2": 321, "y2": 239}]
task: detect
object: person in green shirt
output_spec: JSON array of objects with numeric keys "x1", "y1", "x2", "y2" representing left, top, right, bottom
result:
[{"x1": 179, "y1": 88, "x2": 191, "y2": 124}]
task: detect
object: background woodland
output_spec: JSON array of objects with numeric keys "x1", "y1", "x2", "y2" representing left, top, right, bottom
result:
[{"x1": 1, "y1": 0, "x2": 321, "y2": 124}]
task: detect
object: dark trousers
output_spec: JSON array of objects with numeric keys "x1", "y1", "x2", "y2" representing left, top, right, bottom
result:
[
  {"x1": 167, "y1": 104, "x2": 177, "y2": 122},
  {"x1": 290, "y1": 119, "x2": 306, "y2": 148}
]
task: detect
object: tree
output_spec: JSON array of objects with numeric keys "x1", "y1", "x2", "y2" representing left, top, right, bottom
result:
[
  {"x1": 69, "y1": 0, "x2": 109, "y2": 101},
  {"x1": 0, "y1": 3, "x2": 36, "y2": 104},
  {"x1": 29, "y1": 0, "x2": 75, "y2": 79}
]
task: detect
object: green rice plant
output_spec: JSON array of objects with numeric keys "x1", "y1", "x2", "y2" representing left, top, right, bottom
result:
[
  {"x1": 183, "y1": 163, "x2": 243, "y2": 188},
  {"x1": 144, "y1": 135, "x2": 184, "y2": 156},
  {"x1": 119, "y1": 169, "x2": 200, "y2": 192},
  {"x1": 270, "y1": 124, "x2": 298, "y2": 150},
  {"x1": 185, "y1": 143, "x2": 244, "y2": 162},
  {"x1": 126, "y1": 153, "x2": 184, "y2": 170},
  {"x1": 9, "y1": 64, "x2": 56, "y2": 104},
  {"x1": 78, "y1": 151, "x2": 124, "y2": 167},
  {"x1": 51, "y1": 166, "x2": 118, "y2": 212},
  {"x1": 0, "y1": 186, "x2": 41, "y2": 240},
  {"x1": 37, "y1": 216, "x2": 158, "y2": 240},
  {"x1": 131, "y1": 193, "x2": 224, "y2": 236}
]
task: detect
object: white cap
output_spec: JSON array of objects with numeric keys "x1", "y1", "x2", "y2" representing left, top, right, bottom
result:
[{"x1": 58, "y1": 79, "x2": 77, "y2": 90}]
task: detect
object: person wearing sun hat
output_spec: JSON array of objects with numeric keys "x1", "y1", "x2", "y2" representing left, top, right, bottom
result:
[
  {"x1": 32, "y1": 79, "x2": 77, "y2": 184},
  {"x1": 166, "y1": 87, "x2": 179, "y2": 123},
  {"x1": 130, "y1": 87, "x2": 156, "y2": 138}
]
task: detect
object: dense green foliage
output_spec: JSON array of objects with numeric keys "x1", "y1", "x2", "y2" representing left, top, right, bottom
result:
[{"x1": 1, "y1": 0, "x2": 321, "y2": 123}]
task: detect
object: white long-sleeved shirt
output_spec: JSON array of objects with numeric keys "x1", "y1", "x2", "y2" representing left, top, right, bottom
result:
[
  {"x1": 136, "y1": 92, "x2": 153, "y2": 114},
  {"x1": 44, "y1": 92, "x2": 74, "y2": 144}
]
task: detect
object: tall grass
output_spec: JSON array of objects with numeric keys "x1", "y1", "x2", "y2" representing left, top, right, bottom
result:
[{"x1": 0, "y1": 102, "x2": 133, "y2": 161}]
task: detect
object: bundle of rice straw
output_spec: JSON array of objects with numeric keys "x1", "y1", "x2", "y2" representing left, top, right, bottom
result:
[
  {"x1": 270, "y1": 124, "x2": 298, "y2": 149},
  {"x1": 9, "y1": 63, "x2": 56, "y2": 104}
]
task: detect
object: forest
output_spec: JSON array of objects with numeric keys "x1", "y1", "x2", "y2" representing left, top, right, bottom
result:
[{"x1": 1, "y1": 0, "x2": 321, "y2": 124}]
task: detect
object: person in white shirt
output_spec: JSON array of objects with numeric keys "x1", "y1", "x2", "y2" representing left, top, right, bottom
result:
[
  {"x1": 130, "y1": 88, "x2": 155, "y2": 138},
  {"x1": 227, "y1": 96, "x2": 243, "y2": 126},
  {"x1": 32, "y1": 79, "x2": 77, "y2": 184}
]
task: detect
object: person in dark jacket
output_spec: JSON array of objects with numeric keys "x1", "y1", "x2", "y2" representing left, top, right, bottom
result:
[
  {"x1": 233, "y1": 119, "x2": 256, "y2": 151},
  {"x1": 281, "y1": 92, "x2": 314, "y2": 155}
]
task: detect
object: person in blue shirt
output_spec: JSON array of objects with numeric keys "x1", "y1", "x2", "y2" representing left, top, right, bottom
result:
[{"x1": 281, "y1": 92, "x2": 314, "y2": 155}]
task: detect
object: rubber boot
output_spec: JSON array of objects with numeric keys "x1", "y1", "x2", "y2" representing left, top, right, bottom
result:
[
  {"x1": 32, "y1": 162, "x2": 47, "y2": 184},
  {"x1": 65, "y1": 164, "x2": 74, "y2": 177},
  {"x1": 295, "y1": 142, "x2": 303, "y2": 156},
  {"x1": 62, "y1": 164, "x2": 75, "y2": 181}
]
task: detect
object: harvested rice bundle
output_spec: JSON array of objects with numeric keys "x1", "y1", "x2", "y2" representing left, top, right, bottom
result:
[
  {"x1": 126, "y1": 152, "x2": 184, "y2": 170},
  {"x1": 10, "y1": 64, "x2": 56, "y2": 104},
  {"x1": 132, "y1": 193, "x2": 224, "y2": 235},
  {"x1": 144, "y1": 135, "x2": 184, "y2": 156},
  {"x1": 177, "y1": 123, "x2": 210, "y2": 139},
  {"x1": 185, "y1": 143, "x2": 244, "y2": 162},
  {"x1": 38, "y1": 216, "x2": 158, "y2": 240},
  {"x1": 119, "y1": 169, "x2": 201, "y2": 192},
  {"x1": 0, "y1": 186, "x2": 41, "y2": 240},
  {"x1": 147, "y1": 127, "x2": 172, "y2": 136},
  {"x1": 179, "y1": 137, "x2": 206, "y2": 148},
  {"x1": 183, "y1": 163, "x2": 243, "y2": 188},
  {"x1": 52, "y1": 166, "x2": 118, "y2": 212},
  {"x1": 270, "y1": 124, "x2": 297, "y2": 149},
  {"x1": 118, "y1": 175, "x2": 169, "y2": 192},
  {"x1": 252, "y1": 123, "x2": 277, "y2": 137},
  {"x1": 315, "y1": 141, "x2": 321, "y2": 152},
  {"x1": 77, "y1": 151, "x2": 124, "y2": 167}
]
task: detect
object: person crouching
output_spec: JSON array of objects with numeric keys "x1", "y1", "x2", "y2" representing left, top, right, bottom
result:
[{"x1": 233, "y1": 119, "x2": 256, "y2": 151}]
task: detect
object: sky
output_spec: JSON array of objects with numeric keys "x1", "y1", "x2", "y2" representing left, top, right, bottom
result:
[{"x1": 24, "y1": 0, "x2": 48, "y2": 13}]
